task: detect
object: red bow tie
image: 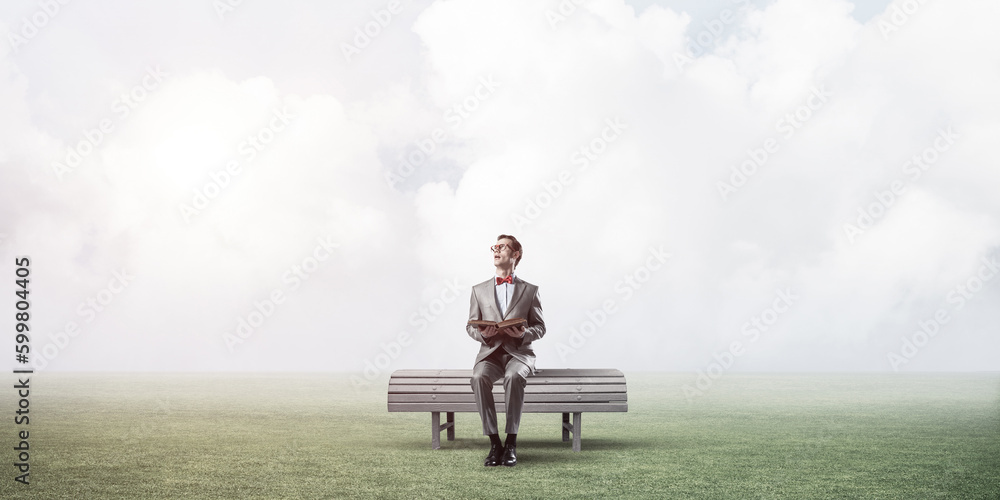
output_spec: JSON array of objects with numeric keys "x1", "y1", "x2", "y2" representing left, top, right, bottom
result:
[{"x1": 496, "y1": 276, "x2": 513, "y2": 285}]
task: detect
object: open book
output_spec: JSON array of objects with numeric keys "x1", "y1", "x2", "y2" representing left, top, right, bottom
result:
[{"x1": 468, "y1": 318, "x2": 527, "y2": 330}]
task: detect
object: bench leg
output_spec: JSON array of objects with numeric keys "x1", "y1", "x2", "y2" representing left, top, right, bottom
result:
[
  {"x1": 431, "y1": 412, "x2": 457, "y2": 449},
  {"x1": 431, "y1": 412, "x2": 441, "y2": 449},
  {"x1": 560, "y1": 412, "x2": 583, "y2": 451},
  {"x1": 572, "y1": 412, "x2": 582, "y2": 452}
]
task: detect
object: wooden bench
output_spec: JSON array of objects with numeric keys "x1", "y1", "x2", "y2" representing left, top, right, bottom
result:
[{"x1": 387, "y1": 368, "x2": 627, "y2": 452}]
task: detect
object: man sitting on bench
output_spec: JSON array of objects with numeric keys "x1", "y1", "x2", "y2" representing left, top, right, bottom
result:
[{"x1": 466, "y1": 234, "x2": 546, "y2": 467}]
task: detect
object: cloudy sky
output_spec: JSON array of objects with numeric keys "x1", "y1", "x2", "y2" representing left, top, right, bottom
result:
[{"x1": 2, "y1": 0, "x2": 997, "y2": 378}]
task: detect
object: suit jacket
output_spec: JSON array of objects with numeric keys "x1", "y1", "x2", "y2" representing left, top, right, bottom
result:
[{"x1": 466, "y1": 276, "x2": 546, "y2": 374}]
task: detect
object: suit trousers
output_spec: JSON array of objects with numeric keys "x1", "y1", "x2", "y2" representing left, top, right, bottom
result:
[{"x1": 471, "y1": 347, "x2": 531, "y2": 435}]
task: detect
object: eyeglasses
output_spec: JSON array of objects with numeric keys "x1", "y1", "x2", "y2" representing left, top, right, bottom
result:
[{"x1": 490, "y1": 244, "x2": 510, "y2": 253}]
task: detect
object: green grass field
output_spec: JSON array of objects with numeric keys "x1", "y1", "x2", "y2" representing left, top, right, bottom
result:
[{"x1": 2, "y1": 372, "x2": 997, "y2": 499}]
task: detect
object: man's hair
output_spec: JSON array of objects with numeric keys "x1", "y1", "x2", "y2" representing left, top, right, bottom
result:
[{"x1": 497, "y1": 234, "x2": 522, "y2": 267}]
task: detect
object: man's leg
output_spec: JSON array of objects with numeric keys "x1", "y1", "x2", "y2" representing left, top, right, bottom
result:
[
  {"x1": 502, "y1": 359, "x2": 531, "y2": 435},
  {"x1": 471, "y1": 355, "x2": 504, "y2": 436},
  {"x1": 501, "y1": 358, "x2": 530, "y2": 466},
  {"x1": 472, "y1": 355, "x2": 506, "y2": 466}
]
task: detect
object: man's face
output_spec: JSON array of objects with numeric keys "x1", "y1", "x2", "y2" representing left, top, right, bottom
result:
[{"x1": 492, "y1": 238, "x2": 518, "y2": 268}]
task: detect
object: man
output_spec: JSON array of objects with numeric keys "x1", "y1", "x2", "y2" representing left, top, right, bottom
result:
[{"x1": 466, "y1": 234, "x2": 545, "y2": 467}]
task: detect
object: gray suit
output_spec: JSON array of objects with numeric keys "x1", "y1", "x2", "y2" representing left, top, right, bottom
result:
[{"x1": 466, "y1": 276, "x2": 545, "y2": 435}]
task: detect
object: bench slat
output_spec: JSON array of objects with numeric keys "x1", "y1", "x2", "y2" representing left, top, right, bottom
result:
[
  {"x1": 388, "y1": 376, "x2": 625, "y2": 385},
  {"x1": 389, "y1": 393, "x2": 627, "y2": 403},
  {"x1": 388, "y1": 402, "x2": 627, "y2": 413},
  {"x1": 389, "y1": 384, "x2": 627, "y2": 394},
  {"x1": 391, "y1": 368, "x2": 624, "y2": 378}
]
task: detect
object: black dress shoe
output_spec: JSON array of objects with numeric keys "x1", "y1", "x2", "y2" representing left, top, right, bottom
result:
[
  {"x1": 484, "y1": 442, "x2": 503, "y2": 467},
  {"x1": 501, "y1": 443, "x2": 517, "y2": 466}
]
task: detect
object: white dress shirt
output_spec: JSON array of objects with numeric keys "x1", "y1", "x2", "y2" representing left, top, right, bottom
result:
[{"x1": 494, "y1": 273, "x2": 515, "y2": 317}]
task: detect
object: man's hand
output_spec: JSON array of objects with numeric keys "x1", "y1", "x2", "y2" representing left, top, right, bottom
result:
[
  {"x1": 480, "y1": 325, "x2": 498, "y2": 338},
  {"x1": 502, "y1": 324, "x2": 526, "y2": 338}
]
